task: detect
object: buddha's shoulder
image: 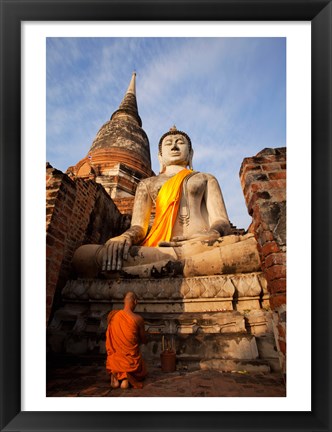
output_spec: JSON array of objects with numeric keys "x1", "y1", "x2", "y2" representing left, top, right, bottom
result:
[
  {"x1": 192, "y1": 171, "x2": 217, "y2": 181},
  {"x1": 139, "y1": 174, "x2": 168, "y2": 188},
  {"x1": 139, "y1": 171, "x2": 217, "y2": 187}
]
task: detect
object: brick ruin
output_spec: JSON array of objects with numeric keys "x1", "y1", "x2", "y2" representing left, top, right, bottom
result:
[
  {"x1": 240, "y1": 147, "x2": 286, "y2": 373},
  {"x1": 46, "y1": 164, "x2": 127, "y2": 323}
]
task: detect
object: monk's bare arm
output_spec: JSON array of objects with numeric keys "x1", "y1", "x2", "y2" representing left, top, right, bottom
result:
[
  {"x1": 205, "y1": 175, "x2": 231, "y2": 236},
  {"x1": 102, "y1": 181, "x2": 152, "y2": 271}
]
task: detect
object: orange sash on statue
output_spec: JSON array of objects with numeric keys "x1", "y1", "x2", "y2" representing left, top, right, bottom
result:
[
  {"x1": 141, "y1": 168, "x2": 193, "y2": 247},
  {"x1": 106, "y1": 310, "x2": 147, "y2": 389}
]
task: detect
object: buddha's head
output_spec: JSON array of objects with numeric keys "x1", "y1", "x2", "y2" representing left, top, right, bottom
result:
[{"x1": 158, "y1": 126, "x2": 194, "y2": 173}]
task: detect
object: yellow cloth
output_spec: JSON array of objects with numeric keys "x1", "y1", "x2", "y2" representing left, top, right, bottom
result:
[{"x1": 142, "y1": 169, "x2": 192, "y2": 247}]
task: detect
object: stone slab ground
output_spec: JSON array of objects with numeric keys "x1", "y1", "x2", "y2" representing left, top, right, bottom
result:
[{"x1": 46, "y1": 359, "x2": 286, "y2": 398}]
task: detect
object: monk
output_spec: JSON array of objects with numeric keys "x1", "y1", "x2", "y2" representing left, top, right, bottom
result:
[
  {"x1": 73, "y1": 126, "x2": 261, "y2": 278},
  {"x1": 106, "y1": 291, "x2": 147, "y2": 389}
]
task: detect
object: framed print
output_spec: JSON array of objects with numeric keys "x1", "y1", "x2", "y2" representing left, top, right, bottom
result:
[{"x1": 1, "y1": 0, "x2": 331, "y2": 431}]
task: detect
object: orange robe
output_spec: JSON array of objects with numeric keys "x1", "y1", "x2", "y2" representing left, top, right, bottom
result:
[
  {"x1": 105, "y1": 310, "x2": 147, "y2": 389},
  {"x1": 142, "y1": 168, "x2": 193, "y2": 247}
]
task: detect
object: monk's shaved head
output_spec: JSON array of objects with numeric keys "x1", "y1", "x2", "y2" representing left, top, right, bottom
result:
[
  {"x1": 124, "y1": 291, "x2": 138, "y2": 311},
  {"x1": 124, "y1": 291, "x2": 138, "y2": 304}
]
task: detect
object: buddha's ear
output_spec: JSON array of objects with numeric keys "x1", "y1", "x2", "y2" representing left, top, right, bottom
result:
[
  {"x1": 188, "y1": 148, "x2": 194, "y2": 170},
  {"x1": 158, "y1": 153, "x2": 166, "y2": 174}
]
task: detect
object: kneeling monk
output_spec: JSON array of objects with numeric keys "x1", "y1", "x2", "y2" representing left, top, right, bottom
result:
[{"x1": 106, "y1": 292, "x2": 147, "y2": 389}]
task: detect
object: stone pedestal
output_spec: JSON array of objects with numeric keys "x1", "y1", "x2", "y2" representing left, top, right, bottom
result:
[
  {"x1": 61, "y1": 272, "x2": 265, "y2": 312},
  {"x1": 47, "y1": 272, "x2": 279, "y2": 372}
]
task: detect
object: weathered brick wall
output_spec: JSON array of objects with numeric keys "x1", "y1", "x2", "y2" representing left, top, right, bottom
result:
[
  {"x1": 113, "y1": 196, "x2": 156, "y2": 228},
  {"x1": 113, "y1": 196, "x2": 135, "y2": 215},
  {"x1": 46, "y1": 163, "x2": 124, "y2": 324},
  {"x1": 240, "y1": 148, "x2": 286, "y2": 374}
]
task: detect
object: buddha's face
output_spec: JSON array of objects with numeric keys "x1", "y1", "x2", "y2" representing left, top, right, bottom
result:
[{"x1": 161, "y1": 133, "x2": 190, "y2": 167}]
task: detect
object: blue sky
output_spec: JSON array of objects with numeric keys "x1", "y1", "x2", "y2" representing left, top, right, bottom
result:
[{"x1": 46, "y1": 37, "x2": 286, "y2": 229}]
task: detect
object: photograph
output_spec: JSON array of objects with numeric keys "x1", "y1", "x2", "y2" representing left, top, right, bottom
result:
[{"x1": 45, "y1": 36, "x2": 287, "y2": 399}]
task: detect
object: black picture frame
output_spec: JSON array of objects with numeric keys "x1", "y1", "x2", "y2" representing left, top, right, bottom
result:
[{"x1": 1, "y1": 1, "x2": 331, "y2": 431}]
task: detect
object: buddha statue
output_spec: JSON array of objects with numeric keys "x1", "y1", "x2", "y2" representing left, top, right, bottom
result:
[{"x1": 73, "y1": 127, "x2": 261, "y2": 279}]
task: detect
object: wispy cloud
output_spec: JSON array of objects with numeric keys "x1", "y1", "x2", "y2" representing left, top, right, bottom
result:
[{"x1": 46, "y1": 37, "x2": 285, "y2": 229}]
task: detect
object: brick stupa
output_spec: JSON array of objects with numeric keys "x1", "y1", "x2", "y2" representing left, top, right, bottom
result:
[{"x1": 67, "y1": 73, "x2": 153, "y2": 210}]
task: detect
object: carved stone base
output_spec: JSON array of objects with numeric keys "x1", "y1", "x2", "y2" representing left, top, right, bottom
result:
[
  {"x1": 61, "y1": 272, "x2": 268, "y2": 313},
  {"x1": 47, "y1": 272, "x2": 279, "y2": 371},
  {"x1": 143, "y1": 311, "x2": 246, "y2": 335}
]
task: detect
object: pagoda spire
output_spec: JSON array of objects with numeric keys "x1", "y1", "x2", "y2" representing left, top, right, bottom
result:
[
  {"x1": 68, "y1": 70, "x2": 153, "y2": 200},
  {"x1": 111, "y1": 72, "x2": 142, "y2": 126},
  {"x1": 126, "y1": 71, "x2": 136, "y2": 94}
]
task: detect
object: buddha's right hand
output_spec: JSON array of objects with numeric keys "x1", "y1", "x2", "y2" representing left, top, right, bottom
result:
[{"x1": 101, "y1": 235, "x2": 132, "y2": 272}]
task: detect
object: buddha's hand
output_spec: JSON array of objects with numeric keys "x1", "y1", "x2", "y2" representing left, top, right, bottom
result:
[
  {"x1": 158, "y1": 229, "x2": 221, "y2": 247},
  {"x1": 101, "y1": 235, "x2": 132, "y2": 271}
]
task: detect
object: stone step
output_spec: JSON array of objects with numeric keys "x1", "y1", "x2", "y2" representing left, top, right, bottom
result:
[
  {"x1": 46, "y1": 352, "x2": 272, "y2": 375},
  {"x1": 199, "y1": 358, "x2": 271, "y2": 373},
  {"x1": 255, "y1": 334, "x2": 281, "y2": 372},
  {"x1": 145, "y1": 332, "x2": 279, "y2": 372},
  {"x1": 47, "y1": 303, "x2": 276, "y2": 369},
  {"x1": 167, "y1": 357, "x2": 271, "y2": 374},
  {"x1": 141, "y1": 311, "x2": 247, "y2": 334},
  {"x1": 48, "y1": 303, "x2": 272, "y2": 338},
  {"x1": 141, "y1": 333, "x2": 260, "y2": 363},
  {"x1": 48, "y1": 306, "x2": 249, "y2": 343}
]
